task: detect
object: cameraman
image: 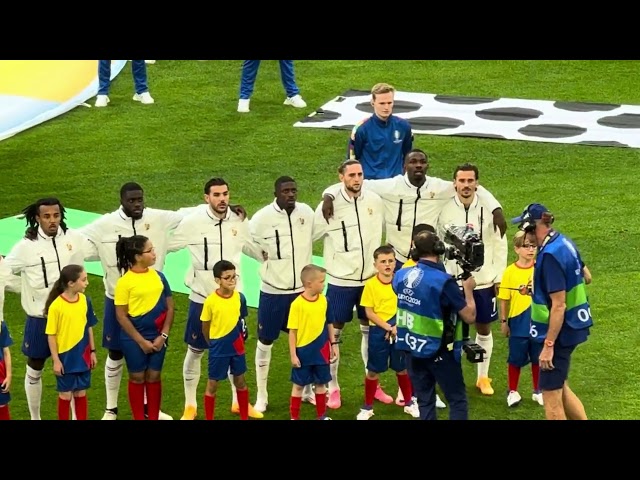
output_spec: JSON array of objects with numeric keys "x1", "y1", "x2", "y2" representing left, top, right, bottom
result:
[
  {"x1": 393, "y1": 230, "x2": 477, "y2": 420},
  {"x1": 437, "y1": 163, "x2": 508, "y2": 396}
]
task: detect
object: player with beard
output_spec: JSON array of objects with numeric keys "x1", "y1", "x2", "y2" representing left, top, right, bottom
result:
[{"x1": 79, "y1": 183, "x2": 184, "y2": 420}]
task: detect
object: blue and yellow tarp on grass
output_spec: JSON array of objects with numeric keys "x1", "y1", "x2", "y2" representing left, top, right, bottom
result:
[{"x1": 0, "y1": 60, "x2": 127, "y2": 142}]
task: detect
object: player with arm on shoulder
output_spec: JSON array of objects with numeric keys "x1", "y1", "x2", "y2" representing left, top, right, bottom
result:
[
  {"x1": 167, "y1": 177, "x2": 263, "y2": 420},
  {"x1": 287, "y1": 264, "x2": 336, "y2": 420},
  {"x1": 113, "y1": 235, "x2": 174, "y2": 420},
  {"x1": 44, "y1": 265, "x2": 98, "y2": 420},
  {"x1": 200, "y1": 260, "x2": 251, "y2": 420},
  {"x1": 497, "y1": 231, "x2": 544, "y2": 408}
]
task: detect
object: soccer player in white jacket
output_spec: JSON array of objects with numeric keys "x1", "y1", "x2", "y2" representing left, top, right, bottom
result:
[
  {"x1": 3, "y1": 198, "x2": 93, "y2": 420},
  {"x1": 436, "y1": 163, "x2": 508, "y2": 396},
  {"x1": 249, "y1": 176, "x2": 316, "y2": 412},
  {"x1": 313, "y1": 159, "x2": 385, "y2": 409},
  {"x1": 167, "y1": 177, "x2": 264, "y2": 420},
  {"x1": 79, "y1": 182, "x2": 184, "y2": 420}
]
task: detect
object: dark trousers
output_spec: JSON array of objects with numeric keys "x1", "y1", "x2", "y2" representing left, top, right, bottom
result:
[
  {"x1": 98, "y1": 60, "x2": 148, "y2": 95},
  {"x1": 407, "y1": 351, "x2": 468, "y2": 420},
  {"x1": 239, "y1": 60, "x2": 300, "y2": 99}
]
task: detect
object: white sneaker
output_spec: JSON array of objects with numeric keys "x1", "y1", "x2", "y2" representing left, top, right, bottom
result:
[
  {"x1": 95, "y1": 95, "x2": 110, "y2": 108},
  {"x1": 101, "y1": 410, "x2": 117, "y2": 420},
  {"x1": 507, "y1": 390, "x2": 522, "y2": 407},
  {"x1": 133, "y1": 92, "x2": 155, "y2": 104},
  {"x1": 158, "y1": 410, "x2": 173, "y2": 420},
  {"x1": 283, "y1": 94, "x2": 307, "y2": 109},
  {"x1": 254, "y1": 398, "x2": 268, "y2": 413},
  {"x1": 356, "y1": 408, "x2": 375, "y2": 420},
  {"x1": 532, "y1": 392, "x2": 544, "y2": 406},
  {"x1": 436, "y1": 394, "x2": 446, "y2": 409},
  {"x1": 145, "y1": 60, "x2": 156, "y2": 64},
  {"x1": 403, "y1": 402, "x2": 420, "y2": 418},
  {"x1": 237, "y1": 99, "x2": 250, "y2": 113}
]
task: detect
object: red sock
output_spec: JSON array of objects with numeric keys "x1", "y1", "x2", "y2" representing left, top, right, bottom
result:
[
  {"x1": 74, "y1": 395, "x2": 88, "y2": 420},
  {"x1": 508, "y1": 364, "x2": 521, "y2": 392},
  {"x1": 290, "y1": 396, "x2": 302, "y2": 420},
  {"x1": 145, "y1": 381, "x2": 162, "y2": 420},
  {"x1": 315, "y1": 390, "x2": 327, "y2": 418},
  {"x1": 236, "y1": 388, "x2": 249, "y2": 420},
  {"x1": 0, "y1": 405, "x2": 10, "y2": 420},
  {"x1": 532, "y1": 363, "x2": 540, "y2": 391},
  {"x1": 204, "y1": 394, "x2": 216, "y2": 420},
  {"x1": 397, "y1": 373, "x2": 413, "y2": 404},
  {"x1": 128, "y1": 381, "x2": 146, "y2": 420},
  {"x1": 58, "y1": 397, "x2": 71, "y2": 420},
  {"x1": 364, "y1": 377, "x2": 378, "y2": 407}
]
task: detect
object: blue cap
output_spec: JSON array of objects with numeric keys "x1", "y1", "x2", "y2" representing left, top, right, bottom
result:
[{"x1": 511, "y1": 203, "x2": 549, "y2": 224}]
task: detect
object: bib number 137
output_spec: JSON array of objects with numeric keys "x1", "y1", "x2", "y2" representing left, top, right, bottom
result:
[{"x1": 404, "y1": 333, "x2": 427, "y2": 352}]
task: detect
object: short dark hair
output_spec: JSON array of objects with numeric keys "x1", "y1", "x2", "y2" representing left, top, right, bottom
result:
[
  {"x1": 453, "y1": 163, "x2": 479, "y2": 180},
  {"x1": 404, "y1": 148, "x2": 428, "y2": 163},
  {"x1": 204, "y1": 177, "x2": 228, "y2": 195},
  {"x1": 373, "y1": 245, "x2": 395, "y2": 259},
  {"x1": 301, "y1": 264, "x2": 326, "y2": 283},
  {"x1": 412, "y1": 223, "x2": 435, "y2": 238},
  {"x1": 338, "y1": 159, "x2": 361, "y2": 174},
  {"x1": 213, "y1": 259, "x2": 235, "y2": 279},
  {"x1": 275, "y1": 176, "x2": 296, "y2": 192},
  {"x1": 120, "y1": 182, "x2": 143, "y2": 198},
  {"x1": 413, "y1": 230, "x2": 444, "y2": 257}
]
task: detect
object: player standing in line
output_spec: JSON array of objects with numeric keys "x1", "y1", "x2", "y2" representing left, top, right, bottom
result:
[
  {"x1": 313, "y1": 159, "x2": 386, "y2": 409},
  {"x1": 80, "y1": 182, "x2": 183, "y2": 420},
  {"x1": 113, "y1": 235, "x2": 174, "y2": 420},
  {"x1": 437, "y1": 163, "x2": 508, "y2": 397},
  {"x1": 200, "y1": 260, "x2": 251, "y2": 420},
  {"x1": 3, "y1": 198, "x2": 92, "y2": 420},
  {"x1": 288, "y1": 264, "x2": 337, "y2": 420},
  {"x1": 44, "y1": 265, "x2": 98, "y2": 420},
  {"x1": 168, "y1": 177, "x2": 263, "y2": 420},
  {"x1": 249, "y1": 176, "x2": 317, "y2": 412}
]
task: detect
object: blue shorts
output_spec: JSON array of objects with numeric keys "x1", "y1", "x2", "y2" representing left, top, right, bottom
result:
[
  {"x1": 473, "y1": 287, "x2": 498, "y2": 324},
  {"x1": 326, "y1": 284, "x2": 366, "y2": 324},
  {"x1": 0, "y1": 391, "x2": 9, "y2": 406},
  {"x1": 22, "y1": 316, "x2": 50, "y2": 359},
  {"x1": 508, "y1": 336, "x2": 543, "y2": 368},
  {"x1": 120, "y1": 334, "x2": 167, "y2": 374},
  {"x1": 56, "y1": 370, "x2": 91, "y2": 393},
  {"x1": 257, "y1": 291, "x2": 299, "y2": 342},
  {"x1": 539, "y1": 343, "x2": 576, "y2": 391},
  {"x1": 184, "y1": 301, "x2": 208, "y2": 350},
  {"x1": 208, "y1": 354, "x2": 247, "y2": 381},
  {"x1": 291, "y1": 364, "x2": 331, "y2": 387},
  {"x1": 367, "y1": 324, "x2": 406, "y2": 373},
  {"x1": 102, "y1": 297, "x2": 121, "y2": 351}
]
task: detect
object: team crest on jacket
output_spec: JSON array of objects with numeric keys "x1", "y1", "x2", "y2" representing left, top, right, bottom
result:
[
  {"x1": 393, "y1": 130, "x2": 402, "y2": 144},
  {"x1": 66, "y1": 243, "x2": 73, "y2": 251},
  {"x1": 231, "y1": 228, "x2": 237, "y2": 236},
  {"x1": 429, "y1": 191, "x2": 435, "y2": 199},
  {"x1": 145, "y1": 223, "x2": 150, "y2": 230},
  {"x1": 368, "y1": 208, "x2": 373, "y2": 215},
  {"x1": 299, "y1": 218, "x2": 305, "y2": 225}
]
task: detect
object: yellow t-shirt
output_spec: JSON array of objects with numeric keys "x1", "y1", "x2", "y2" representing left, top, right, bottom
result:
[
  {"x1": 360, "y1": 274, "x2": 397, "y2": 325},
  {"x1": 497, "y1": 262, "x2": 533, "y2": 338}
]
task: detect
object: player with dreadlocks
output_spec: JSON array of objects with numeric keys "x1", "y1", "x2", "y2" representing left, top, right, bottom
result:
[
  {"x1": 3, "y1": 197, "x2": 92, "y2": 419},
  {"x1": 113, "y1": 235, "x2": 174, "y2": 420}
]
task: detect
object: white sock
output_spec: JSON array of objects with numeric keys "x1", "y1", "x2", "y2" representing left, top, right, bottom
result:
[
  {"x1": 360, "y1": 324, "x2": 369, "y2": 375},
  {"x1": 328, "y1": 327, "x2": 342, "y2": 392},
  {"x1": 476, "y1": 332, "x2": 494, "y2": 380},
  {"x1": 183, "y1": 348, "x2": 204, "y2": 409},
  {"x1": 229, "y1": 368, "x2": 238, "y2": 404},
  {"x1": 71, "y1": 397, "x2": 77, "y2": 420},
  {"x1": 105, "y1": 356, "x2": 124, "y2": 410},
  {"x1": 25, "y1": 366, "x2": 43, "y2": 420},
  {"x1": 302, "y1": 384, "x2": 314, "y2": 398},
  {"x1": 255, "y1": 341, "x2": 273, "y2": 403}
]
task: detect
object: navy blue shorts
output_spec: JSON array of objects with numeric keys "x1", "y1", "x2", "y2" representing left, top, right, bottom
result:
[
  {"x1": 508, "y1": 336, "x2": 543, "y2": 367},
  {"x1": 291, "y1": 364, "x2": 331, "y2": 387},
  {"x1": 184, "y1": 301, "x2": 208, "y2": 350},
  {"x1": 367, "y1": 324, "x2": 406, "y2": 373},
  {"x1": 56, "y1": 370, "x2": 91, "y2": 393},
  {"x1": 326, "y1": 284, "x2": 366, "y2": 324},
  {"x1": 208, "y1": 354, "x2": 247, "y2": 381},
  {"x1": 22, "y1": 316, "x2": 50, "y2": 359},
  {"x1": 257, "y1": 291, "x2": 299, "y2": 342},
  {"x1": 539, "y1": 343, "x2": 576, "y2": 391},
  {"x1": 0, "y1": 391, "x2": 9, "y2": 406},
  {"x1": 120, "y1": 334, "x2": 167, "y2": 373},
  {"x1": 102, "y1": 297, "x2": 121, "y2": 351},
  {"x1": 473, "y1": 287, "x2": 498, "y2": 324}
]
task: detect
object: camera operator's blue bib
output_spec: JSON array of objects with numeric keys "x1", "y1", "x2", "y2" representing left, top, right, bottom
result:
[
  {"x1": 531, "y1": 233, "x2": 592, "y2": 343},
  {"x1": 393, "y1": 263, "x2": 463, "y2": 360}
]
